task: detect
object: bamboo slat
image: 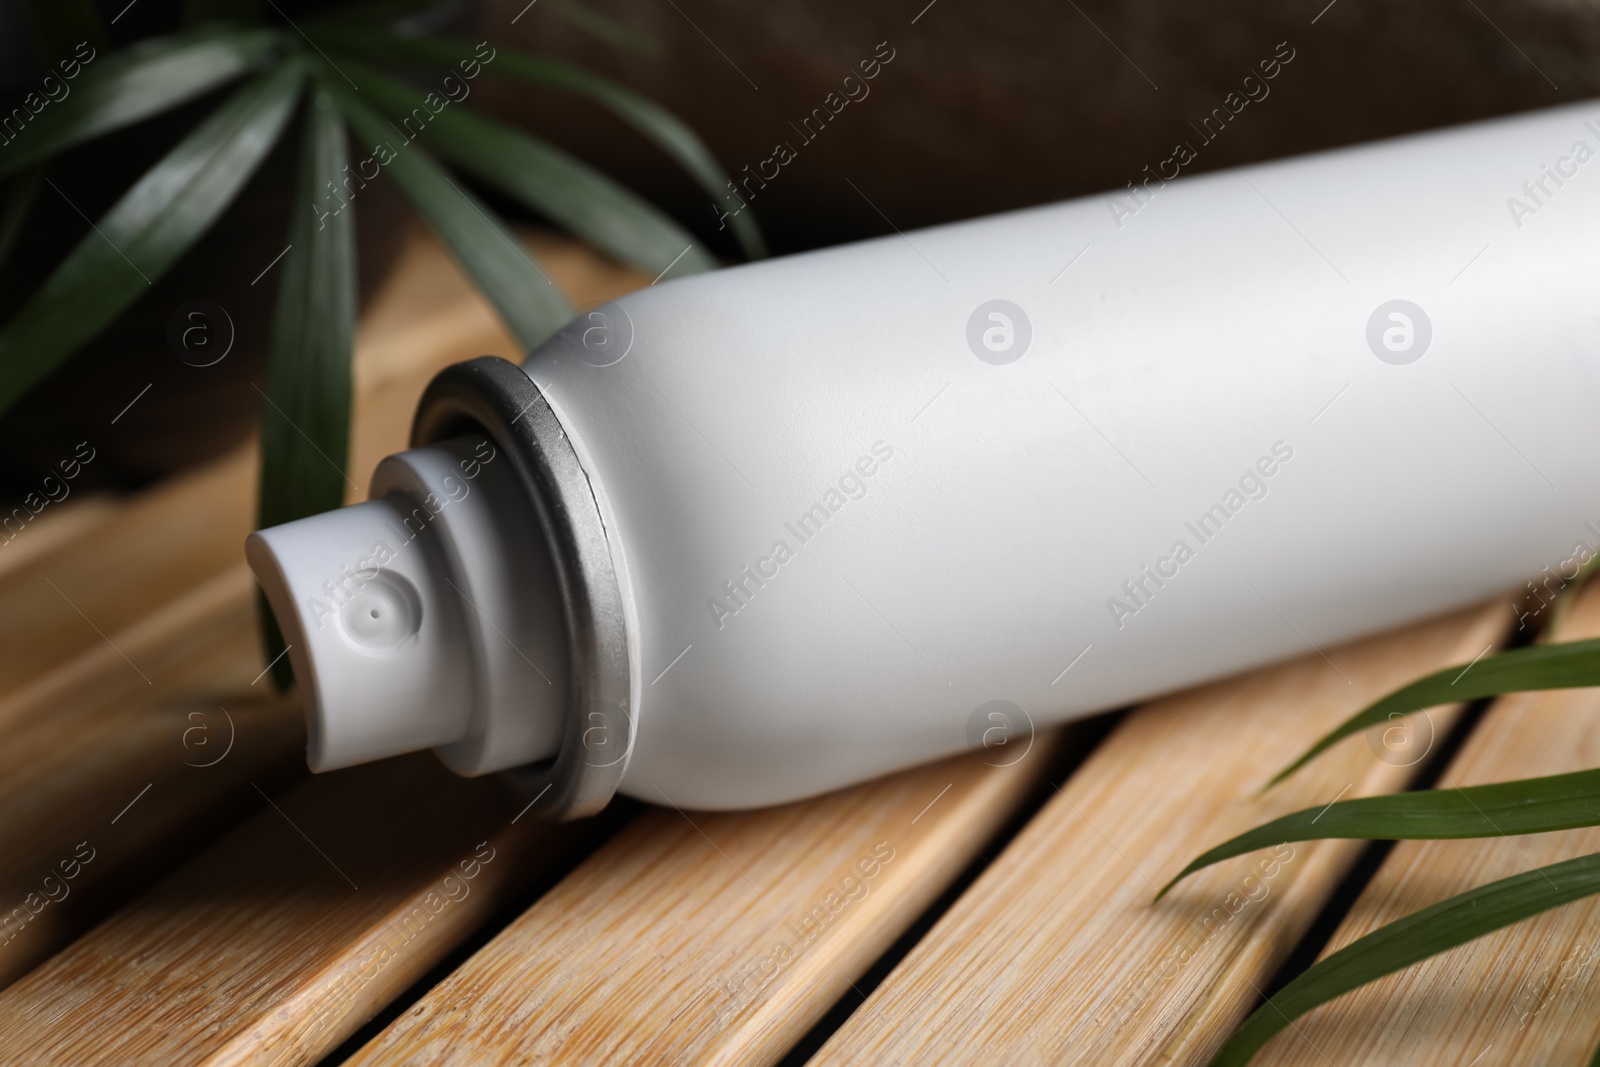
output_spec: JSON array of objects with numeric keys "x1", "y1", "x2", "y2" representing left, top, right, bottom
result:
[
  {"x1": 343, "y1": 738, "x2": 1072, "y2": 1066},
  {"x1": 0, "y1": 566, "x2": 303, "y2": 987},
  {"x1": 0, "y1": 492, "x2": 119, "y2": 580},
  {"x1": 809, "y1": 602, "x2": 1508, "y2": 1066},
  {"x1": 1257, "y1": 583, "x2": 1600, "y2": 1066},
  {"x1": 0, "y1": 449, "x2": 255, "y2": 702},
  {"x1": 0, "y1": 754, "x2": 599, "y2": 1067}
]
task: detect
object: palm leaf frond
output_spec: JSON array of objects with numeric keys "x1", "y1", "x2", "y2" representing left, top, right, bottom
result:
[
  {"x1": 327, "y1": 81, "x2": 571, "y2": 350},
  {"x1": 1210, "y1": 850, "x2": 1600, "y2": 1066},
  {"x1": 1161, "y1": 767, "x2": 1600, "y2": 899},
  {"x1": 351, "y1": 61, "x2": 713, "y2": 278},
  {"x1": 0, "y1": 60, "x2": 302, "y2": 413},
  {"x1": 0, "y1": 25, "x2": 281, "y2": 179},
  {"x1": 1271, "y1": 638, "x2": 1600, "y2": 787}
]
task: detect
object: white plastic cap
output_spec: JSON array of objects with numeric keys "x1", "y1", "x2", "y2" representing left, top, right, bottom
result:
[{"x1": 246, "y1": 436, "x2": 567, "y2": 775}]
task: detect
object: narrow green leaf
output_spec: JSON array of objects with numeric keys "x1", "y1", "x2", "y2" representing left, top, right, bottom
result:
[
  {"x1": 256, "y1": 88, "x2": 356, "y2": 690},
  {"x1": 313, "y1": 29, "x2": 766, "y2": 259},
  {"x1": 349, "y1": 61, "x2": 713, "y2": 278},
  {"x1": 258, "y1": 89, "x2": 355, "y2": 532},
  {"x1": 1210, "y1": 850, "x2": 1600, "y2": 1066},
  {"x1": 326, "y1": 82, "x2": 570, "y2": 350},
  {"x1": 0, "y1": 25, "x2": 280, "y2": 178},
  {"x1": 24, "y1": 0, "x2": 109, "y2": 60},
  {"x1": 1591, "y1": 1032, "x2": 1600, "y2": 1067},
  {"x1": 1160, "y1": 767, "x2": 1600, "y2": 899},
  {"x1": 553, "y1": 0, "x2": 662, "y2": 58},
  {"x1": 0, "y1": 166, "x2": 44, "y2": 270},
  {"x1": 182, "y1": 0, "x2": 264, "y2": 24},
  {"x1": 0, "y1": 61, "x2": 302, "y2": 415},
  {"x1": 1270, "y1": 637, "x2": 1600, "y2": 787}
]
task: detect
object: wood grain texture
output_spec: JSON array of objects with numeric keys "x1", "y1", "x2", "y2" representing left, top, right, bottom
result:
[
  {"x1": 810, "y1": 602, "x2": 1507, "y2": 1066},
  {"x1": 0, "y1": 448, "x2": 255, "y2": 702},
  {"x1": 1258, "y1": 583, "x2": 1600, "y2": 1066},
  {"x1": 0, "y1": 755, "x2": 601, "y2": 1067},
  {"x1": 0, "y1": 566, "x2": 304, "y2": 987},
  {"x1": 0, "y1": 492, "x2": 118, "y2": 581},
  {"x1": 344, "y1": 737, "x2": 1072, "y2": 1066}
]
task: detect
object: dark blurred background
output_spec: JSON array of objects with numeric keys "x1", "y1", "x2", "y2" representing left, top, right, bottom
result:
[
  {"x1": 479, "y1": 0, "x2": 1595, "y2": 254},
  {"x1": 6, "y1": 0, "x2": 1594, "y2": 255}
]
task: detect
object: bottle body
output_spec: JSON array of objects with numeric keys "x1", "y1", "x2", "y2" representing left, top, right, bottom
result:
[
  {"x1": 250, "y1": 99, "x2": 1600, "y2": 813},
  {"x1": 531, "y1": 99, "x2": 1600, "y2": 807}
]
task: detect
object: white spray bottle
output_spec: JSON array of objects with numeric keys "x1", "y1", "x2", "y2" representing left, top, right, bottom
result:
[{"x1": 248, "y1": 100, "x2": 1600, "y2": 817}]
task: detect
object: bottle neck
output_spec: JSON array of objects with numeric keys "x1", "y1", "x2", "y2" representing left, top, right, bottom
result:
[{"x1": 246, "y1": 434, "x2": 567, "y2": 775}]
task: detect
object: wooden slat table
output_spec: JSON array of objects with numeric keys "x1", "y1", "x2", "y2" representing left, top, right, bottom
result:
[{"x1": 0, "y1": 224, "x2": 1580, "y2": 1066}]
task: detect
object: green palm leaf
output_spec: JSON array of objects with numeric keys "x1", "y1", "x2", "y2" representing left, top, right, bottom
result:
[
  {"x1": 349, "y1": 61, "x2": 713, "y2": 279},
  {"x1": 312, "y1": 28, "x2": 766, "y2": 260},
  {"x1": 1210, "y1": 849, "x2": 1600, "y2": 1066},
  {"x1": 327, "y1": 83, "x2": 570, "y2": 350},
  {"x1": 553, "y1": 0, "x2": 662, "y2": 58},
  {"x1": 0, "y1": 25, "x2": 280, "y2": 179},
  {"x1": 258, "y1": 89, "x2": 355, "y2": 532},
  {"x1": 256, "y1": 86, "x2": 356, "y2": 689},
  {"x1": 1270, "y1": 637, "x2": 1600, "y2": 787},
  {"x1": 0, "y1": 60, "x2": 302, "y2": 414},
  {"x1": 1160, "y1": 767, "x2": 1600, "y2": 898}
]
